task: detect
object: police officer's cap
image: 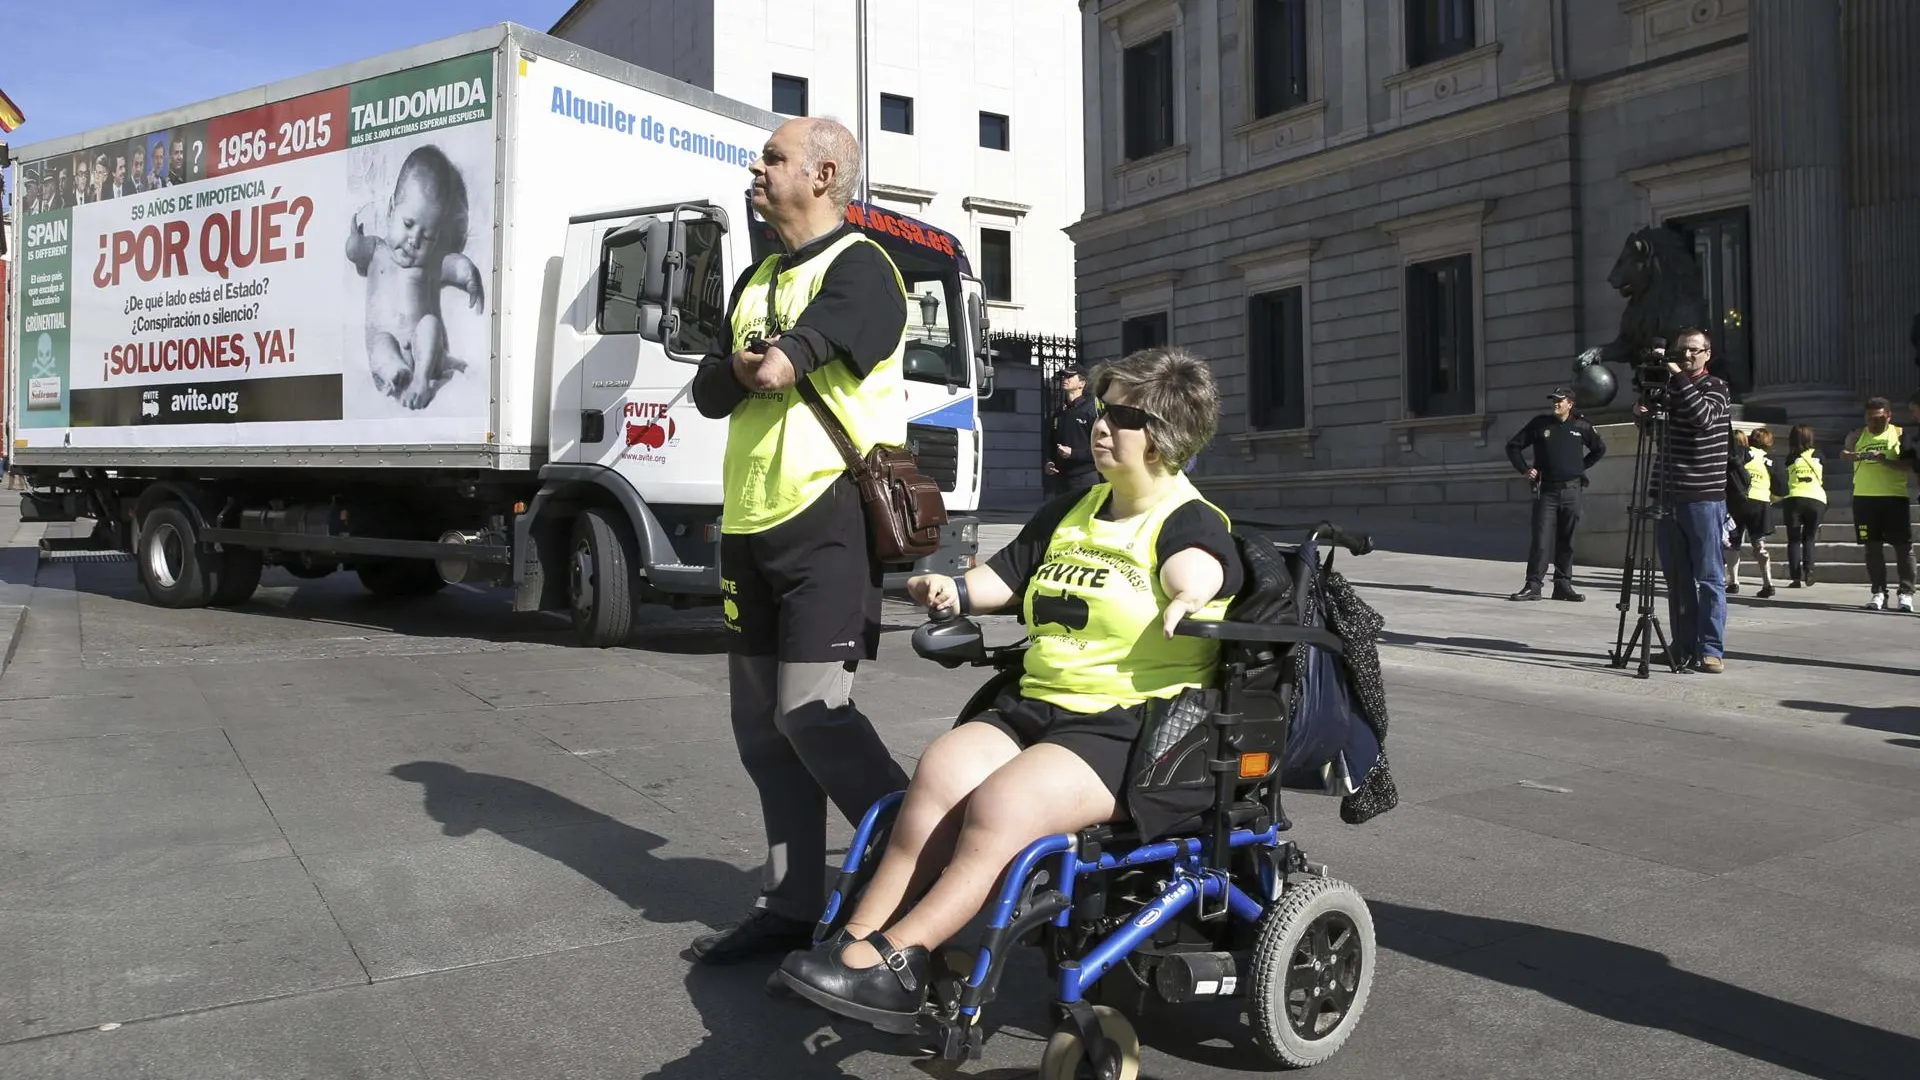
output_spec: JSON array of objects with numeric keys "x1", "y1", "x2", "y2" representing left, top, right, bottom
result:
[{"x1": 1548, "y1": 386, "x2": 1574, "y2": 402}]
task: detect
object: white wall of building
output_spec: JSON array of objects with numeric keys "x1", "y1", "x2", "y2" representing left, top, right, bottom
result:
[{"x1": 554, "y1": 0, "x2": 1084, "y2": 340}]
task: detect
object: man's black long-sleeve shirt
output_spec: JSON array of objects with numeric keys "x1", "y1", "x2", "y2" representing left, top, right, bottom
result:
[
  {"x1": 1049, "y1": 394, "x2": 1096, "y2": 478},
  {"x1": 1506, "y1": 413, "x2": 1606, "y2": 484},
  {"x1": 691, "y1": 222, "x2": 907, "y2": 419}
]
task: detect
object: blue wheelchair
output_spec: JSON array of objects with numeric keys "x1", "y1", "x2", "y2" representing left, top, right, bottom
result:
[{"x1": 812, "y1": 523, "x2": 1388, "y2": 1079}]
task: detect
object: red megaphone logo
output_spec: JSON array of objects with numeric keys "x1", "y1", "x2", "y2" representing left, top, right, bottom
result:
[{"x1": 626, "y1": 418, "x2": 676, "y2": 449}]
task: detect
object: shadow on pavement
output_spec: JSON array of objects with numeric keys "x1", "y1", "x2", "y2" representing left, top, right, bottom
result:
[
  {"x1": 389, "y1": 762, "x2": 907, "y2": 1078},
  {"x1": 1777, "y1": 700, "x2": 1920, "y2": 738},
  {"x1": 1373, "y1": 902, "x2": 1920, "y2": 1080},
  {"x1": 48, "y1": 556, "x2": 924, "y2": 657}
]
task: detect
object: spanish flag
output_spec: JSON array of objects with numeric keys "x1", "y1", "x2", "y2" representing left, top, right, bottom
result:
[{"x1": 0, "y1": 88, "x2": 24, "y2": 133}]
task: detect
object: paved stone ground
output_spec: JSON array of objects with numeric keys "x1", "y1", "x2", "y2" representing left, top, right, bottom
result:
[{"x1": 1, "y1": 503, "x2": 1916, "y2": 1080}]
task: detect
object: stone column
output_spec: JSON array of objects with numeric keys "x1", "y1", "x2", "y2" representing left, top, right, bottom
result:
[
  {"x1": 1745, "y1": 0, "x2": 1856, "y2": 429},
  {"x1": 1846, "y1": 0, "x2": 1920, "y2": 398},
  {"x1": 1081, "y1": 0, "x2": 1106, "y2": 217}
]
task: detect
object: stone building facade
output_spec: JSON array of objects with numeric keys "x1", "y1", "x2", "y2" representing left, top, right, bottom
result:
[{"x1": 1072, "y1": 0, "x2": 1920, "y2": 528}]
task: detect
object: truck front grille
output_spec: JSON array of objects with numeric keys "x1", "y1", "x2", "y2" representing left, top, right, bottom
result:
[{"x1": 907, "y1": 423, "x2": 959, "y2": 492}]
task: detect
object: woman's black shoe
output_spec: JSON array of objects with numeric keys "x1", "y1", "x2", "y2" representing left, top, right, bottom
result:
[{"x1": 778, "y1": 932, "x2": 930, "y2": 1034}]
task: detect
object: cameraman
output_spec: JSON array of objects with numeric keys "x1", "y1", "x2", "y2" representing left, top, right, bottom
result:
[{"x1": 1635, "y1": 329, "x2": 1733, "y2": 673}]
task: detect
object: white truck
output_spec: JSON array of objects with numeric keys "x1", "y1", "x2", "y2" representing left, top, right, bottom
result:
[{"x1": 4, "y1": 22, "x2": 995, "y2": 647}]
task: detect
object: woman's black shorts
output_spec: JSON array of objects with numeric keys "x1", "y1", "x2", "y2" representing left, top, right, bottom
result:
[
  {"x1": 966, "y1": 686, "x2": 1144, "y2": 800},
  {"x1": 1728, "y1": 498, "x2": 1772, "y2": 546}
]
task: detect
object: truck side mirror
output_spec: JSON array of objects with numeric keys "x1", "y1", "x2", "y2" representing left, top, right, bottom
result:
[
  {"x1": 627, "y1": 205, "x2": 728, "y2": 363},
  {"x1": 969, "y1": 294, "x2": 995, "y2": 398}
]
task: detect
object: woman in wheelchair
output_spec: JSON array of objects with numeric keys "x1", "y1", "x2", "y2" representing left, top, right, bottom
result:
[{"x1": 778, "y1": 346, "x2": 1246, "y2": 1030}]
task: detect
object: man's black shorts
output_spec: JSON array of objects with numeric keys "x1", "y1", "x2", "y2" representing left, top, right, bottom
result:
[
  {"x1": 720, "y1": 473, "x2": 881, "y2": 664},
  {"x1": 966, "y1": 685, "x2": 1144, "y2": 801},
  {"x1": 1853, "y1": 495, "x2": 1913, "y2": 546}
]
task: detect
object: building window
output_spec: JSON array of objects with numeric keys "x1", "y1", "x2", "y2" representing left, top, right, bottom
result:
[
  {"x1": 979, "y1": 111, "x2": 1011, "y2": 151},
  {"x1": 1121, "y1": 312, "x2": 1170, "y2": 353},
  {"x1": 771, "y1": 73, "x2": 809, "y2": 116},
  {"x1": 881, "y1": 93, "x2": 914, "y2": 135},
  {"x1": 980, "y1": 228, "x2": 1013, "y2": 302},
  {"x1": 1248, "y1": 288, "x2": 1306, "y2": 431},
  {"x1": 1123, "y1": 32, "x2": 1175, "y2": 161},
  {"x1": 1666, "y1": 210, "x2": 1752, "y2": 401},
  {"x1": 1252, "y1": 0, "x2": 1309, "y2": 118},
  {"x1": 1405, "y1": 0, "x2": 1474, "y2": 69},
  {"x1": 1405, "y1": 254, "x2": 1476, "y2": 417}
]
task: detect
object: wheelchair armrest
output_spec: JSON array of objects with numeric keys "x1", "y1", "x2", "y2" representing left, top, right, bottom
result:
[{"x1": 1172, "y1": 618, "x2": 1346, "y2": 655}]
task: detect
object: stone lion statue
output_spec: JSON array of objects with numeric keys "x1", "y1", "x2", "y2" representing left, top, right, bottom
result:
[{"x1": 1576, "y1": 225, "x2": 1711, "y2": 372}]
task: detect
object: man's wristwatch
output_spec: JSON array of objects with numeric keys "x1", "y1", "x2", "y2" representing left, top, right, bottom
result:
[{"x1": 952, "y1": 576, "x2": 970, "y2": 616}]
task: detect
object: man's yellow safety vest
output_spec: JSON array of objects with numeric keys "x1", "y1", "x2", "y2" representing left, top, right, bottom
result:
[
  {"x1": 720, "y1": 231, "x2": 909, "y2": 534},
  {"x1": 1852, "y1": 423, "x2": 1908, "y2": 499}
]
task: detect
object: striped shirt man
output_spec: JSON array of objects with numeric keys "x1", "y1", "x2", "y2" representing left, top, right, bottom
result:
[{"x1": 1646, "y1": 368, "x2": 1732, "y2": 505}]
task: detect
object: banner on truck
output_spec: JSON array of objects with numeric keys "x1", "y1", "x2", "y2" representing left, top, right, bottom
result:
[{"x1": 13, "y1": 52, "x2": 499, "y2": 449}]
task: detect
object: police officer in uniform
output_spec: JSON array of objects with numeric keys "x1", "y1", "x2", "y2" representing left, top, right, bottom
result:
[
  {"x1": 1044, "y1": 362, "x2": 1097, "y2": 496},
  {"x1": 1505, "y1": 387, "x2": 1607, "y2": 601},
  {"x1": 689, "y1": 117, "x2": 913, "y2": 963}
]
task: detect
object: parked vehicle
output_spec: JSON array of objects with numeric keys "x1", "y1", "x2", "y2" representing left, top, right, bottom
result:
[{"x1": 4, "y1": 23, "x2": 994, "y2": 646}]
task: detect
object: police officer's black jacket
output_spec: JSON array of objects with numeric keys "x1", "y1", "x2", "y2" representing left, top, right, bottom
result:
[
  {"x1": 1506, "y1": 413, "x2": 1607, "y2": 485},
  {"x1": 1050, "y1": 394, "x2": 1097, "y2": 477}
]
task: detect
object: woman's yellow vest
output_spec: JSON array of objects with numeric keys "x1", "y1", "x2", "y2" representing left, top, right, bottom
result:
[
  {"x1": 1742, "y1": 447, "x2": 1772, "y2": 502},
  {"x1": 721, "y1": 232, "x2": 908, "y2": 534},
  {"x1": 1019, "y1": 475, "x2": 1237, "y2": 714},
  {"x1": 1785, "y1": 448, "x2": 1826, "y2": 503}
]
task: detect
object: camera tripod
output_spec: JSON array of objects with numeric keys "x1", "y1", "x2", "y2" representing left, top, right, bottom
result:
[{"x1": 1611, "y1": 399, "x2": 1682, "y2": 678}]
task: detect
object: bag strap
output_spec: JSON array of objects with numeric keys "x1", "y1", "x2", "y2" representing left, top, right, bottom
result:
[
  {"x1": 794, "y1": 375, "x2": 867, "y2": 475},
  {"x1": 760, "y1": 247, "x2": 863, "y2": 474}
]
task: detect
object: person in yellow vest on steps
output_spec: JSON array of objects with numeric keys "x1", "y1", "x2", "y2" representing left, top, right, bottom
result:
[
  {"x1": 1779, "y1": 425, "x2": 1827, "y2": 588},
  {"x1": 1842, "y1": 397, "x2": 1914, "y2": 611},
  {"x1": 1724, "y1": 428, "x2": 1783, "y2": 598}
]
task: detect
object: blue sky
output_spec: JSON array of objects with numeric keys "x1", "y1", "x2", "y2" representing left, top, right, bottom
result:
[{"x1": 4, "y1": 0, "x2": 577, "y2": 148}]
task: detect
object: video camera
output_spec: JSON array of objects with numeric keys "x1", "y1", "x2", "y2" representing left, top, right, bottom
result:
[{"x1": 1570, "y1": 337, "x2": 1671, "y2": 412}]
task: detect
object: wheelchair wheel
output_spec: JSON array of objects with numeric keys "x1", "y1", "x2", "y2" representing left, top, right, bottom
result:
[
  {"x1": 1038, "y1": 1005, "x2": 1139, "y2": 1080},
  {"x1": 1248, "y1": 876, "x2": 1374, "y2": 1068}
]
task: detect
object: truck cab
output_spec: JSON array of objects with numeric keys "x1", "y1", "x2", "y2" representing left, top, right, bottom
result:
[{"x1": 523, "y1": 197, "x2": 993, "y2": 644}]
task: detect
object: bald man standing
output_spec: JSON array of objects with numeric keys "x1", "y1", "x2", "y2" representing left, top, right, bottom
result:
[{"x1": 689, "y1": 118, "x2": 913, "y2": 965}]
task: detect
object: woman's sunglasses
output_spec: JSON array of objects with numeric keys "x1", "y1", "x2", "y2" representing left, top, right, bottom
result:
[{"x1": 1095, "y1": 399, "x2": 1155, "y2": 430}]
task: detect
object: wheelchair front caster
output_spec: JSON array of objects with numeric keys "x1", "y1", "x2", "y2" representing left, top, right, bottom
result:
[
  {"x1": 1039, "y1": 1004, "x2": 1139, "y2": 1080},
  {"x1": 1249, "y1": 875, "x2": 1375, "y2": 1067}
]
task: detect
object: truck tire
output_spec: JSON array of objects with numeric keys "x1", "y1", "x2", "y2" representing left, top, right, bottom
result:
[
  {"x1": 570, "y1": 508, "x2": 637, "y2": 648},
  {"x1": 209, "y1": 549, "x2": 264, "y2": 607},
  {"x1": 356, "y1": 559, "x2": 448, "y2": 598},
  {"x1": 137, "y1": 503, "x2": 220, "y2": 609}
]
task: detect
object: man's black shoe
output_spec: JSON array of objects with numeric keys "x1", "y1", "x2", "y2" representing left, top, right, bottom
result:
[
  {"x1": 778, "y1": 932, "x2": 931, "y2": 1034},
  {"x1": 1509, "y1": 587, "x2": 1544, "y2": 601},
  {"x1": 1552, "y1": 587, "x2": 1585, "y2": 602},
  {"x1": 691, "y1": 908, "x2": 815, "y2": 966}
]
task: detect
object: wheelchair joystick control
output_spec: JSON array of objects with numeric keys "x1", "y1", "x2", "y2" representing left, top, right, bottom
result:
[{"x1": 911, "y1": 615, "x2": 989, "y2": 668}]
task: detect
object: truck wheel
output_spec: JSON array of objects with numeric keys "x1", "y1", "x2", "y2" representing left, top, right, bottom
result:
[
  {"x1": 209, "y1": 549, "x2": 264, "y2": 607},
  {"x1": 570, "y1": 508, "x2": 636, "y2": 648},
  {"x1": 357, "y1": 559, "x2": 448, "y2": 598},
  {"x1": 137, "y1": 503, "x2": 220, "y2": 609}
]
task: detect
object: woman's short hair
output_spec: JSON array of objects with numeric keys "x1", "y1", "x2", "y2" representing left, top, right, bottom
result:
[
  {"x1": 1731, "y1": 428, "x2": 1748, "y2": 450},
  {"x1": 1749, "y1": 426, "x2": 1773, "y2": 450},
  {"x1": 1789, "y1": 424, "x2": 1816, "y2": 456},
  {"x1": 1091, "y1": 347, "x2": 1219, "y2": 472}
]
